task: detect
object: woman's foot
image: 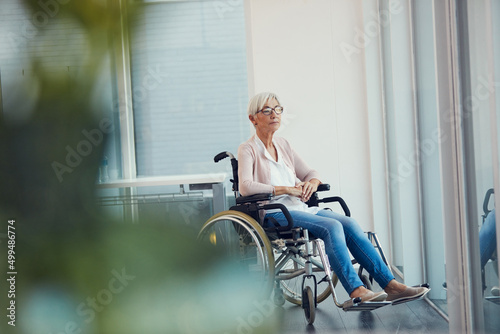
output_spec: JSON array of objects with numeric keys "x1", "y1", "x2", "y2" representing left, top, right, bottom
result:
[
  {"x1": 384, "y1": 279, "x2": 429, "y2": 303},
  {"x1": 384, "y1": 279, "x2": 407, "y2": 294},
  {"x1": 350, "y1": 286, "x2": 388, "y2": 302}
]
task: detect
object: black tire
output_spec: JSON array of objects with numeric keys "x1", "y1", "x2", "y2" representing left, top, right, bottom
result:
[
  {"x1": 273, "y1": 289, "x2": 286, "y2": 306},
  {"x1": 302, "y1": 286, "x2": 316, "y2": 325}
]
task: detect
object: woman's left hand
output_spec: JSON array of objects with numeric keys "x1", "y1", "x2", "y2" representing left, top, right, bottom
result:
[{"x1": 295, "y1": 180, "x2": 320, "y2": 202}]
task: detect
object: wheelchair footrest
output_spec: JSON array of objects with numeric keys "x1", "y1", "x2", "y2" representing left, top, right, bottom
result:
[{"x1": 342, "y1": 300, "x2": 391, "y2": 312}]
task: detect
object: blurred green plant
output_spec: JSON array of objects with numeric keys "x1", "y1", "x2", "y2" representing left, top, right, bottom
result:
[{"x1": 0, "y1": 1, "x2": 276, "y2": 333}]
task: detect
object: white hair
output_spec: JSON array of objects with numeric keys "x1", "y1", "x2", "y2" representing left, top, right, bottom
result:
[{"x1": 247, "y1": 92, "x2": 281, "y2": 116}]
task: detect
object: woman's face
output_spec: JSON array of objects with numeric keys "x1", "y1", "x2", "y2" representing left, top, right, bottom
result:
[{"x1": 250, "y1": 98, "x2": 282, "y2": 134}]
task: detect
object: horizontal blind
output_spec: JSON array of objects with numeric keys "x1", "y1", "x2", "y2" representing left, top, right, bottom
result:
[
  {"x1": 0, "y1": 0, "x2": 90, "y2": 74},
  {"x1": 0, "y1": 0, "x2": 121, "y2": 177},
  {"x1": 130, "y1": 1, "x2": 250, "y2": 177}
]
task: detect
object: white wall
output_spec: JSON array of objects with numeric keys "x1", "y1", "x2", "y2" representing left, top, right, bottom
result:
[
  {"x1": 468, "y1": 1, "x2": 496, "y2": 218},
  {"x1": 245, "y1": 0, "x2": 375, "y2": 230}
]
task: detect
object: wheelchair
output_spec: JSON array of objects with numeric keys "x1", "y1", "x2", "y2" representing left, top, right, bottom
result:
[
  {"x1": 198, "y1": 152, "x2": 396, "y2": 324},
  {"x1": 482, "y1": 188, "x2": 499, "y2": 305}
]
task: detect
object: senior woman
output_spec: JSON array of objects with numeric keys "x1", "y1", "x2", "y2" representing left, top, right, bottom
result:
[{"x1": 238, "y1": 92, "x2": 429, "y2": 304}]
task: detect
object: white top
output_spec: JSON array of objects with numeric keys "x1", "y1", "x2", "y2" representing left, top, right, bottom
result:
[{"x1": 254, "y1": 137, "x2": 321, "y2": 214}]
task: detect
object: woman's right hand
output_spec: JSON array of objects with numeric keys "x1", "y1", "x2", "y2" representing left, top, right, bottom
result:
[
  {"x1": 287, "y1": 185, "x2": 303, "y2": 198},
  {"x1": 274, "y1": 185, "x2": 303, "y2": 198}
]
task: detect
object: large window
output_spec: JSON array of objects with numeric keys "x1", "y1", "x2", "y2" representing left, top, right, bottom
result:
[
  {"x1": 460, "y1": 1, "x2": 500, "y2": 331},
  {"x1": 365, "y1": 1, "x2": 500, "y2": 332},
  {"x1": 129, "y1": 0, "x2": 250, "y2": 177},
  {"x1": 0, "y1": 0, "x2": 119, "y2": 183},
  {"x1": 93, "y1": 0, "x2": 251, "y2": 223}
]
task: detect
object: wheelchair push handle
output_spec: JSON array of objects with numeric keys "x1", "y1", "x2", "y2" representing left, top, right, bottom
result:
[
  {"x1": 214, "y1": 151, "x2": 235, "y2": 163},
  {"x1": 214, "y1": 151, "x2": 239, "y2": 192},
  {"x1": 483, "y1": 188, "x2": 494, "y2": 217}
]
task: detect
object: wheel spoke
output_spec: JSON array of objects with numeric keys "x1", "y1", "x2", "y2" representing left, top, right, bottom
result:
[
  {"x1": 199, "y1": 211, "x2": 275, "y2": 298},
  {"x1": 275, "y1": 240, "x2": 332, "y2": 305}
]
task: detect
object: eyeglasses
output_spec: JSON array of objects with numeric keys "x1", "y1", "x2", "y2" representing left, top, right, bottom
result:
[{"x1": 257, "y1": 106, "x2": 284, "y2": 116}]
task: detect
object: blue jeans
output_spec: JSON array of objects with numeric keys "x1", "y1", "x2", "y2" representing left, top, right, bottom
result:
[
  {"x1": 480, "y1": 209, "x2": 497, "y2": 269},
  {"x1": 265, "y1": 209, "x2": 395, "y2": 295}
]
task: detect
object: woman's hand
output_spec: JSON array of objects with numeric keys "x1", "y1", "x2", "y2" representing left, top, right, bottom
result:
[
  {"x1": 296, "y1": 179, "x2": 320, "y2": 202},
  {"x1": 274, "y1": 178, "x2": 321, "y2": 200},
  {"x1": 287, "y1": 185, "x2": 303, "y2": 198},
  {"x1": 274, "y1": 185, "x2": 303, "y2": 198}
]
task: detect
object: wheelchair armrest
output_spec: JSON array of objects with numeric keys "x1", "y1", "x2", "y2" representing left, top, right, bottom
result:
[
  {"x1": 237, "y1": 185, "x2": 329, "y2": 205},
  {"x1": 317, "y1": 184, "x2": 330, "y2": 192},
  {"x1": 261, "y1": 203, "x2": 294, "y2": 231},
  {"x1": 236, "y1": 193, "x2": 273, "y2": 205},
  {"x1": 233, "y1": 197, "x2": 294, "y2": 232},
  {"x1": 316, "y1": 196, "x2": 351, "y2": 217}
]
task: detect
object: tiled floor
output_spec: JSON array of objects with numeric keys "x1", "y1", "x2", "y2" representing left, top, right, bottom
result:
[{"x1": 275, "y1": 295, "x2": 449, "y2": 334}]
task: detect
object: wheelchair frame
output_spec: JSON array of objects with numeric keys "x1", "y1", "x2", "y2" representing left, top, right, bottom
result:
[
  {"x1": 482, "y1": 189, "x2": 499, "y2": 305},
  {"x1": 198, "y1": 152, "x2": 395, "y2": 324}
]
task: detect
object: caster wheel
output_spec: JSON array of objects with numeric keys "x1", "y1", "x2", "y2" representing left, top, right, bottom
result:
[
  {"x1": 302, "y1": 286, "x2": 315, "y2": 325},
  {"x1": 273, "y1": 290, "x2": 286, "y2": 306}
]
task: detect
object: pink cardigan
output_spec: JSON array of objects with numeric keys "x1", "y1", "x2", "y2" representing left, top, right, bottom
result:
[{"x1": 237, "y1": 135, "x2": 321, "y2": 196}]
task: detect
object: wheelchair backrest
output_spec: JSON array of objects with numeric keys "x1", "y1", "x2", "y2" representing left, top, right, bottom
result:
[{"x1": 214, "y1": 151, "x2": 239, "y2": 193}]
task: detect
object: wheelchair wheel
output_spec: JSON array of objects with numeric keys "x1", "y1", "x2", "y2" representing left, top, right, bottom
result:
[
  {"x1": 276, "y1": 249, "x2": 334, "y2": 305},
  {"x1": 199, "y1": 210, "x2": 275, "y2": 298},
  {"x1": 302, "y1": 286, "x2": 315, "y2": 325}
]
